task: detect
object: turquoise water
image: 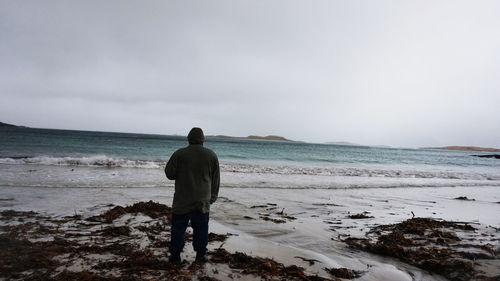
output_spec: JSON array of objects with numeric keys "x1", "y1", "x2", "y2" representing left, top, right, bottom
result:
[
  {"x1": 1, "y1": 126, "x2": 499, "y2": 188},
  {"x1": 1, "y1": 126, "x2": 498, "y2": 166}
]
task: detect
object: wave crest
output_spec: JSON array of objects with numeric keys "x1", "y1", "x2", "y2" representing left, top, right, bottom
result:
[
  {"x1": 0, "y1": 156, "x2": 164, "y2": 169},
  {"x1": 1, "y1": 156, "x2": 498, "y2": 181}
]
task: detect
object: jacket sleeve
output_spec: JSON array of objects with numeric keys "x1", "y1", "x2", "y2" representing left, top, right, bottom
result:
[
  {"x1": 165, "y1": 152, "x2": 178, "y2": 180},
  {"x1": 210, "y1": 156, "x2": 220, "y2": 204}
]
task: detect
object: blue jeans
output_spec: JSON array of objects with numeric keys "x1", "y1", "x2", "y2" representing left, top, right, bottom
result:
[{"x1": 169, "y1": 211, "x2": 209, "y2": 256}]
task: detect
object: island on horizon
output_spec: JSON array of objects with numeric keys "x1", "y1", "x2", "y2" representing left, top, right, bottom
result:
[
  {"x1": 425, "y1": 145, "x2": 500, "y2": 152},
  {"x1": 0, "y1": 121, "x2": 19, "y2": 127}
]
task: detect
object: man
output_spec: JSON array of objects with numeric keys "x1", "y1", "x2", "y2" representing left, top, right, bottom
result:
[{"x1": 165, "y1": 127, "x2": 220, "y2": 263}]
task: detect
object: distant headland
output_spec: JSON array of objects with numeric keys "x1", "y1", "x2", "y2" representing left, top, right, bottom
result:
[
  {"x1": 0, "y1": 122, "x2": 19, "y2": 128},
  {"x1": 425, "y1": 146, "x2": 500, "y2": 152},
  {"x1": 208, "y1": 135, "x2": 295, "y2": 142}
]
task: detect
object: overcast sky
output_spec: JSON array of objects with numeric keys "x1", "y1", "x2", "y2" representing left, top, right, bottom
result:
[{"x1": 1, "y1": 1, "x2": 499, "y2": 147}]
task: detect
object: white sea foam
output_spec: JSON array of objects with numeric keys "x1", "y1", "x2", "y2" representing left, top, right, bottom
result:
[
  {"x1": 0, "y1": 155, "x2": 164, "y2": 169},
  {"x1": 220, "y1": 163, "x2": 500, "y2": 180},
  {"x1": 1, "y1": 155, "x2": 499, "y2": 181}
]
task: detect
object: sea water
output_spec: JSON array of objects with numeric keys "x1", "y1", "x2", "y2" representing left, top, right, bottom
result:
[{"x1": 1, "y1": 126, "x2": 499, "y2": 189}]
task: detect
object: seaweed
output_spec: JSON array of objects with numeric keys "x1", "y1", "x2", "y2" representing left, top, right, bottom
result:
[
  {"x1": 250, "y1": 205, "x2": 268, "y2": 208},
  {"x1": 343, "y1": 217, "x2": 495, "y2": 281},
  {"x1": 294, "y1": 256, "x2": 322, "y2": 265},
  {"x1": 87, "y1": 201, "x2": 171, "y2": 223},
  {"x1": 312, "y1": 203, "x2": 342, "y2": 207},
  {"x1": 348, "y1": 213, "x2": 374, "y2": 219},
  {"x1": 98, "y1": 226, "x2": 131, "y2": 237},
  {"x1": 0, "y1": 234, "x2": 75, "y2": 279},
  {"x1": 1, "y1": 202, "x2": 338, "y2": 280},
  {"x1": 455, "y1": 196, "x2": 475, "y2": 201},
  {"x1": 325, "y1": 267, "x2": 364, "y2": 279},
  {"x1": 208, "y1": 248, "x2": 334, "y2": 280},
  {"x1": 260, "y1": 216, "x2": 286, "y2": 223},
  {"x1": 208, "y1": 232, "x2": 234, "y2": 242}
]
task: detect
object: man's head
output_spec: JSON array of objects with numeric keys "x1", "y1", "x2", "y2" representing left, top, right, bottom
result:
[{"x1": 188, "y1": 127, "x2": 205, "y2": 145}]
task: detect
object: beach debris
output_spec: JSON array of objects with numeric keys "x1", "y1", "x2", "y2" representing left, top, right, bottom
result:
[
  {"x1": 277, "y1": 208, "x2": 297, "y2": 220},
  {"x1": 325, "y1": 267, "x2": 364, "y2": 279},
  {"x1": 1, "y1": 202, "x2": 340, "y2": 281},
  {"x1": 1, "y1": 234, "x2": 64, "y2": 268},
  {"x1": 455, "y1": 196, "x2": 476, "y2": 201},
  {"x1": 312, "y1": 203, "x2": 342, "y2": 207},
  {"x1": 198, "y1": 276, "x2": 219, "y2": 281},
  {"x1": 209, "y1": 248, "x2": 335, "y2": 280},
  {"x1": 260, "y1": 215, "x2": 286, "y2": 223},
  {"x1": 294, "y1": 256, "x2": 322, "y2": 265},
  {"x1": 251, "y1": 203, "x2": 297, "y2": 223},
  {"x1": 87, "y1": 200, "x2": 172, "y2": 223},
  {"x1": 347, "y1": 212, "x2": 374, "y2": 219},
  {"x1": 98, "y1": 225, "x2": 131, "y2": 237},
  {"x1": 342, "y1": 217, "x2": 498, "y2": 281},
  {"x1": 324, "y1": 220, "x2": 342, "y2": 225},
  {"x1": 250, "y1": 204, "x2": 268, "y2": 208},
  {"x1": 0, "y1": 210, "x2": 40, "y2": 221},
  {"x1": 208, "y1": 232, "x2": 235, "y2": 242}
]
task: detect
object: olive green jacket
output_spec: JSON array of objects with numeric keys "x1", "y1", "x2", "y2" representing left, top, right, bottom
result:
[{"x1": 165, "y1": 144, "x2": 220, "y2": 214}]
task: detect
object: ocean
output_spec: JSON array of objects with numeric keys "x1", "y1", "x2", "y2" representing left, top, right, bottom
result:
[{"x1": 1, "y1": 126, "x2": 499, "y2": 189}]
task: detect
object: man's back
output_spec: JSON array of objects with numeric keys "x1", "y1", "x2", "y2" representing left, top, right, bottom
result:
[{"x1": 166, "y1": 144, "x2": 219, "y2": 214}]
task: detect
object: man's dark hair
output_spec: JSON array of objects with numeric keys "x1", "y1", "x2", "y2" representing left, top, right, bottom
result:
[{"x1": 188, "y1": 127, "x2": 205, "y2": 144}]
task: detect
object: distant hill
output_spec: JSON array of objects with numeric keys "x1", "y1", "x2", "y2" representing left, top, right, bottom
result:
[
  {"x1": 208, "y1": 135, "x2": 295, "y2": 142},
  {"x1": 426, "y1": 146, "x2": 500, "y2": 152},
  {"x1": 0, "y1": 122, "x2": 18, "y2": 127}
]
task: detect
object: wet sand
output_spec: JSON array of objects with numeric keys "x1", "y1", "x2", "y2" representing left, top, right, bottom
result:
[{"x1": 1, "y1": 185, "x2": 499, "y2": 280}]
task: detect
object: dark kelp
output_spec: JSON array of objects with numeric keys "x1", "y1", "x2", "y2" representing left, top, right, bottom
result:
[
  {"x1": 0, "y1": 201, "x2": 339, "y2": 281},
  {"x1": 343, "y1": 217, "x2": 499, "y2": 281}
]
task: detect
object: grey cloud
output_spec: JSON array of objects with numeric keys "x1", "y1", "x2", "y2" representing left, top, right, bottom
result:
[{"x1": 1, "y1": 0, "x2": 500, "y2": 147}]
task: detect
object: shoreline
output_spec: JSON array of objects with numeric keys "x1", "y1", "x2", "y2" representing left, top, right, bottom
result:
[{"x1": 1, "y1": 185, "x2": 499, "y2": 280}]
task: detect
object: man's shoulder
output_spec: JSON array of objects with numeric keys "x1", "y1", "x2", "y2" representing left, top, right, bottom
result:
[
  {"x1": 177, "y1": 145, "x2": 217, "y2": 159},
  {"x1": 172, "y1": 146, "x2": 190, "y2": 156},
  {"x1": 202, "y1": 147, "x2": 218, "y2": 158}
]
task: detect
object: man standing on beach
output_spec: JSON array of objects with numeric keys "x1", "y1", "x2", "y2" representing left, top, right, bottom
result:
[{"x1": 165, "y1": 127, "x2": 220, "y2": 263}]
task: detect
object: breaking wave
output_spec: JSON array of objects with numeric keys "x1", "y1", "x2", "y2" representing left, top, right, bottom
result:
[
  {"x1": 1, "y1": 155, "x2": 499, "y2": 181},
  {"x1": 0, "y1": 155, "x2": 164, "y2": 169},
  {"x1": 220, "y1": 163, "x2": 500, "y2": 180}
]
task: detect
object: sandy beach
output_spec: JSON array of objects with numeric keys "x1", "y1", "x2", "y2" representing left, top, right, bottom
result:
[{"x1": 1, "y1": 184, "x2": 499, "y2": 280}]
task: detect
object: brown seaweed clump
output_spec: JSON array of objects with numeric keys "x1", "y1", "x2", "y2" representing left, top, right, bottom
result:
[
  {"x1": 87, "y1": 200, "x2": 172, "y2": 223},
  {"x1": 260, "y1": 215, "x2": 287, "y2": 224},
  {"x1": 343, "y1": 217, "x2": 499, "y2": 281},
  {"x1": 0, "y1": 202, "x2": 186, "y2": 281},
  {"x1": 455, "y1": 196, "x2": 475, "y2": 201},
  {"x1": 347, "y1": 213, "x2": 374, "y2": 219},
  {"x1": 0, "y1": 234, "x2": 75, "y2": 279},
  {"x1": 209, "y1": 248, "x2": 336, "y2": 280},
  {"x1": 325, "y1": 267, "x2": 364, "y2": 279}
]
